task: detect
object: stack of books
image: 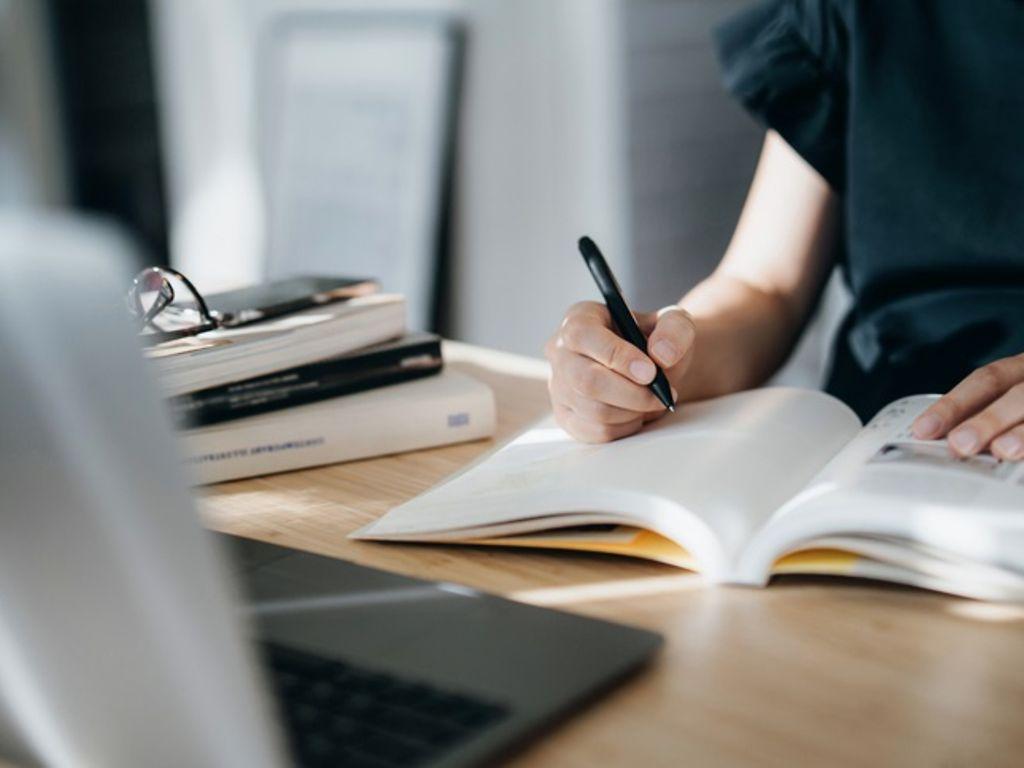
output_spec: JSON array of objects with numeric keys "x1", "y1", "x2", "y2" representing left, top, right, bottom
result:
[{"x1": 147, "y1": 277, "x2": 496, "y2": 484}]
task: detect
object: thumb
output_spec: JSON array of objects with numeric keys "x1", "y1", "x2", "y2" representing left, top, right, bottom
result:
[{"x1": 647, "y1": 307, "x2": 696, "y2": 369}]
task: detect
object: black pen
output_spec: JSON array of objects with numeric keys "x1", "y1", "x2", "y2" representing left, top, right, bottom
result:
[{"x1": 578, "y1": 236, "x2": 675, "y2": 412}]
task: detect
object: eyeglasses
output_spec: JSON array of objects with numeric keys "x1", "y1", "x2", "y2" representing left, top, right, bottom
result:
[{"x1": 126, "y1": 266, "x2": 222, "y2": 344}]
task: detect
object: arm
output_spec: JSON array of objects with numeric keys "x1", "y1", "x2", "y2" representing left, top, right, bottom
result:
[
  {"x1": 546, "y1": 131, "x2": 840, "y2": 442},
  {"x1": 674, "y1": 131, "x2": 840, "y2": 398}
]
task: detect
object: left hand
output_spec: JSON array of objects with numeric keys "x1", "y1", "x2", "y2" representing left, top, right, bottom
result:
[{"x1": 912, "y1": 354, "x2": 1024, "y2": 460}]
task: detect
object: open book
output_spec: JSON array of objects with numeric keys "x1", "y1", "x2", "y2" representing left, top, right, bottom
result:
[{"x1": 353, "y1": 388, "x2": 1024, "y2": 601}]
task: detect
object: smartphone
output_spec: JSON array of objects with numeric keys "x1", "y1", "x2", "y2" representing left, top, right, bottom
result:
[{"x1": 209, "y1": 276, "x2": 379, "y2": 326}]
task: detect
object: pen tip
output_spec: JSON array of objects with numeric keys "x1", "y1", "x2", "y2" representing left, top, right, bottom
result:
[{"x1": 668, "y1": 405, "x2": 676, "y2": 413}]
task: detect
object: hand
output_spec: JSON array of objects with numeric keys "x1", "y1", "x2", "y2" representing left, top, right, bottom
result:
[
  {"x1": 912, "y1": 354, "x2": 1024, "y2": 460},
  {"x1": 545, "y1": 301, "x2": 696, "y2": 443}
]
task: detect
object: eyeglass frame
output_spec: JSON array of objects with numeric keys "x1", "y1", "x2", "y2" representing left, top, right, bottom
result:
[{"x1": 126, "y1": 266, "x2": 222, "y2": 345}]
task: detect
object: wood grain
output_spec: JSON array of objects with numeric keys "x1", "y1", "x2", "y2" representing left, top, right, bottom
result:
[{"x1": 201, "y1": 342, "x2": 1024, "y2": 767}]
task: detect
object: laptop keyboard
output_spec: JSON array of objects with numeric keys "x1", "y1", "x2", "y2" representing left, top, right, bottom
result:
[{"x1": 263, "y1": 643, "x2": 510, "y2": 768}]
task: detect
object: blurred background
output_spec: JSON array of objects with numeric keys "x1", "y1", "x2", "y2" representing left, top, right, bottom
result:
[{"x1": 0, "y1": 0, "x2": 844, "y2": 380}]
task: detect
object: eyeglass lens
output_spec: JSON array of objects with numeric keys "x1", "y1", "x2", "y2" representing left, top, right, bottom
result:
[{"x1": 130, "y1": 267, "x2": 211, "y2": 335}]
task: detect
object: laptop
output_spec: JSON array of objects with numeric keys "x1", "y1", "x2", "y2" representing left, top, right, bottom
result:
[{"x1": 0, "y1": 216, "x2": 661, "y2": 767}]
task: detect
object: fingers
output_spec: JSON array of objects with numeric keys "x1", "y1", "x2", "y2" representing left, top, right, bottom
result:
[
  {"x1": 946, "y1": 383, "x2": 1024, "y2": 457},
  {"x1": 646, "y1": 307, "x2": 697, "y2": 369},
  {"x1": 570, "y1": 394, "x2": 659, "y2": 425},
  {"x1": 553, "y1": 403, "x2": 644, "y2": 444},
  {"x1": 910, "y1": 356, "x2": 1024, "y2": 460},
  {"x1": 558, "y1": 351, "x2": 664, "y2": 412},
  {"x1": 912, "y1": 358, "x2": 1024, "y2": 440},
  {"x1": 547, "y1": 301, "x2": 693, "y2": 444},
  {"x1": 992, "y1": 425, "x2": 1024, "y2": 461},
  {"x1": 556, "y1": 302, "x2": 658, "y2": 385}
]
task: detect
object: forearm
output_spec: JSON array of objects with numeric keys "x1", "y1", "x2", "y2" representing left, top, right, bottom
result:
[
  {"x1": 672, "y1": 272, "x2": 804, "y2": 400},
  {"x1": 667, "y1": 132, "x2": 839, "y2": 400}
]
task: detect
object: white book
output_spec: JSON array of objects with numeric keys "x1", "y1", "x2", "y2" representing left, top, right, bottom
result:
[
  {"x1": 353, "y1": 388, "x2": 1024, "y2": 602},
  {"x1": 181, "y1": 370, "x2": 495, "y2": 485},
  {"x1": 151, "y1": 294, "x2": 406, "y2": 396}
]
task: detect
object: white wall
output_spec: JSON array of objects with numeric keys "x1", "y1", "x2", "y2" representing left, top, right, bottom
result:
[
  {"x1": 623, "y1": 0, "x2": 762, "y2": 310},
  {"x1": 449, "y1": 0, "x2": 631, "y2": 356},
  {"x1": 150, "y1": 0, "x2": 265, "y2": 289},
  {"x1": 450, "y1": 0, "x2": 766, "y2": 357},
  {"x1": 0, "y1": 0, "x2": 66, "y2": 207}
]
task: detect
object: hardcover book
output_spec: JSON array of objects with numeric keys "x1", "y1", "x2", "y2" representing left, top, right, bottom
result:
[
  {"x1": 182, "y1": 370, "x2": 495, "y2": 485},
  {"x1": 150, "y1": 294, "x2": 406, "y2": 396},
  {"x1": 169, "y1": 333, "x2": 442, "y2": 427}
]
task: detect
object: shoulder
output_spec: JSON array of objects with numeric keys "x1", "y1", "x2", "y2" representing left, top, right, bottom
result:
[
  {"x1": 716, "y1": 0, "x2": 854, "y2": 80},
  {"x1": 714, "y1": 0, "x2": 856, "y2": 190}
]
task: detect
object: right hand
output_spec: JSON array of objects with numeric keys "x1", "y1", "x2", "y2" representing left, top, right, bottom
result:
[{"x1": 544, "y1": 301, "x2": 696, "y2": 443}]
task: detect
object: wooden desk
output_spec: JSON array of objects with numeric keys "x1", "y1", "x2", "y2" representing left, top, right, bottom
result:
[{"x1": 202, "y1": 343, "x2": 1024, "y2": 767}]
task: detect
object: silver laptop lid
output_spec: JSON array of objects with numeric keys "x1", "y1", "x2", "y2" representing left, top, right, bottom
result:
[{"x1": 0, "y1": 215, "x2": 283, "y2": 767}]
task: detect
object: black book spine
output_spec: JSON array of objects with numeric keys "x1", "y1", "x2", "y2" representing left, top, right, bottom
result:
[{"x1": 170, "y1": 337, "x2": 442, "y2": 429}]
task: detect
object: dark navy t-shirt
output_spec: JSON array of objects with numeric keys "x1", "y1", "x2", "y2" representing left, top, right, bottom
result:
[{"x1": 715, "y1": 0, "x2": 1024, "y2": 419}]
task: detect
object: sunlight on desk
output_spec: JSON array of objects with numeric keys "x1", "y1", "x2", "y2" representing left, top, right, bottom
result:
[
  {"x1": 444, "y1": 341, "x2": 549, "y2": 381},
  {"x1": 510, "y1": 572, "x2": 705, "y2": 607},
  {"x1": 947, "y1": 601, "x2": 1024, "y2": 623}
]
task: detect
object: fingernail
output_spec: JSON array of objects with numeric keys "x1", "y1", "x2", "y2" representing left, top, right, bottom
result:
[
  {"x1": 913, "y1": 413, "x2": 942, "y2": 439},
  {"x1": 652, "y1": 340, "x2": 678, "y2": 366},
  {"x1": 993, "y1": 433, "x2": 1024, "y2": 459},
  {"x1": 629, "y1": 358, "x2": 656, "y2": 383},
  {"x1": 950, "y1": 427, "x2": 979, "y2": 454}
]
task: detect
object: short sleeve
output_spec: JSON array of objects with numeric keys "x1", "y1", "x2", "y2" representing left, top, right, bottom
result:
[{"x1": 714, "y1": 0, "x2": 849, "y2": 190}]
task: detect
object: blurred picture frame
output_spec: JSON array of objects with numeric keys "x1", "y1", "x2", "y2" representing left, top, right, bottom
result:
[{"x1": 257, "y1": 9, "x2": 463, "y2": 331}]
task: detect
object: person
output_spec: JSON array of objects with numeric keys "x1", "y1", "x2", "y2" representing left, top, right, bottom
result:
[{"x1": 545, "y1": 0, "x2": 1024, "y2": 461}]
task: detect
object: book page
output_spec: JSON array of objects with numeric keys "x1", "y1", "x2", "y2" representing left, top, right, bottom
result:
[
  {"x1": 740, "y1": 396, "x2": 1024, "y2": 589},
  {"x1": 354, "y1": 387, "x2": 861, "y2": 578}
]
